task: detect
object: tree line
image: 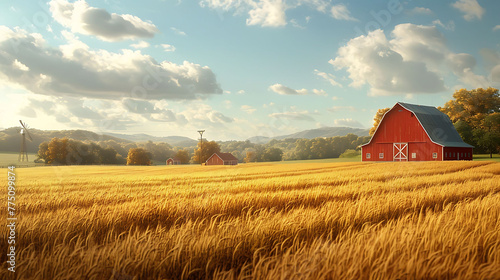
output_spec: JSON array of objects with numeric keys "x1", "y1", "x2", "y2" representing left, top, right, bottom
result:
[{"x1": 35, "y1": 133, "x2": 370, "y2": 165}]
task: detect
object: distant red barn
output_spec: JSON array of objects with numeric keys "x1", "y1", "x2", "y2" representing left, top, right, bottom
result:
[
  {"x1": 361, "y1": 102, "x2": 473, "y2": 161},
  {"x1": 205, "y1": 152, "x2": 238, "y2": 165},
  {"x1": 166, "y1": 157, "x2": 181, "y2": 165}
]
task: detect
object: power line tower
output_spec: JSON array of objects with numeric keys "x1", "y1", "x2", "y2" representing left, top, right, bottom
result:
[{"x1": 198, "y1": 130, "x2": 205, "y2": 165}]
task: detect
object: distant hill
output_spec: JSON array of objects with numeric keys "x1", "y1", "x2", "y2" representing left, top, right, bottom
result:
[
  {"x1": 247, "y1": 127, "x2": 370, "y2": 144},
  {"x1": 104, "y1": 133, "x2": 197, "y2": 147},
  {"x1": 0, "y1": 128, "x2": 132, "y2": 153}
]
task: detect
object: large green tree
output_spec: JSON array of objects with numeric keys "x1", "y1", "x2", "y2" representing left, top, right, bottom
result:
[
  {"x1": 126, "y1": 148, "x2": 151, "y2": 165},
  {"x1": 439, "y1": 87, "x2": 500, "y2": 156},
  {"x1": 192, "y1": 140, "x2": 220, "y2": 164}
]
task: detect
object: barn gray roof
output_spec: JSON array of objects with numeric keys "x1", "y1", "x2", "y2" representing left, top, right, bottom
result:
[{"x1": 398, "y1": 102, "x2": 473, "y2": 148}]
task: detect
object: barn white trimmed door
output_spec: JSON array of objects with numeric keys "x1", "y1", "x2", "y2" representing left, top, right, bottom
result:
[{"x1": 393, "y1": 143, "x2": 408, "y2": 161}]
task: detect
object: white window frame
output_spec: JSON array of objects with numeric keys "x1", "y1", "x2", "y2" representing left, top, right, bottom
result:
[
  {"x1": 379, "y1": 153, "x2": 384, "y2": 159},
  {"x1": 412, "y1": 153, "x2": 416, "y2": 159},
  {"x1": 432, "y1": 152, "x2": 438, "y2": 159},
  {"x1": 366, "y1": 153, "x2": 371, "y2": 159}
]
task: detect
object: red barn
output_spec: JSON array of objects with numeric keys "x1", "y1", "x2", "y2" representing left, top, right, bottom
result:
[
  {"x1": 361, "y1": 102, "x2": 473, "y2": 161},
  {"x1": 205, "y1": 152, "x2": 238, "y2": 165},
  {"x1": 166, "y1": 157, "x2": 181, "y2": 165}
]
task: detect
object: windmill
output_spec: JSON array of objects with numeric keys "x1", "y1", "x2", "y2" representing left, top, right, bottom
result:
[{"x1": 19, "y1": 120, "x2": 33, "y2": 162}]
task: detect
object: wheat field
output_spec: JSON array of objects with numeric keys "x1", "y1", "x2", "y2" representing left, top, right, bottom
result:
[{"x1": 1, "y1": 161, "x2": 499, "y2": 279}]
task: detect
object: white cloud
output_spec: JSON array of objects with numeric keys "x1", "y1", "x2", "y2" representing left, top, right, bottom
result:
[
  {"x1": 334, "y1": 118, "x2": 364, "y2": 128},
  {"x1": 131, "y1": 41, "x2": 150, "y2": 49},
  {"x1": 161, "y1": 44, "x2": 176, "y2": 52},
  {"x1": 432, "y1": 20, "x2": 455, "y2": 31},
  {"x1": 0, "y1": 26, "x2": 222, "y2": 100},
  {"x1": 312, "y1": 89, "x2": 327, "y2": 96},
  {"x1": 410, "y1": 7, "x2": 433, "y2": 15},
  {"x1": 330, "y1": 23, "x2": 494, "y2": 96},
  {"x1": 452, "y1": 0, "x2": 484, "y2": 21},
  {"x1": 171, "y1": 27, "x2": 187, "y2": 36},
  {"x1": 330, "y1": 27, "x2": 445, "y2": 96},
  {"x1": 493, "y1": 25, "x2": 500, "y2": 31},
  {"x1": 480, "y1": 49, "x2": 500, "y2": 83},
  {"x1": 329, "y1": 106, "x2": 356, "y2": 112},
  {"x1": 269, "y1": 83, "x2": 308, "y2": 95},
  {"x1": 49, "y1": 0, "x2": 158, "y2": 41},
  {"x1": 314, "y1": 69, "x2": 342, "y2": 87},
  {"x1": 330, "y1": 4, "x2": 356, "y2": 21},
  {"x1": 269, "y1": 110, "x2": 315, "y2": 122},
  {"x1": 237, "y1": 89, "x2": 246, "y2": 94},
  {"x1": 241, "y1": 105, "x2": 256, "y2": 114},
  {"x1": 199, "y1": 0, "x2": 333, "y2": 28},
  {"x1": 246, "y1": 0, "x2": 287, "y2": 27}
]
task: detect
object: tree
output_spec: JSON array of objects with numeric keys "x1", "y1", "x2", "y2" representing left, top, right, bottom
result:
[
  {"x1": 262, "y1": 147, "x2": 283, "y2": 162},
  {"x1": 126, "y1": 148, "x2": 151, "y2": 165},
  {"x1": 439, "y1": 87, "x2": 500, "y2": 127},
  {"x1": 244, "y1": 151, "x2": 256, "y2": 163},
  {"x1": 369, "y1": 108, "x2": 390, "y2": 136},
  {"x1": 439, "y1": 88, "x2": 500, "y2": 153},
  {"x1": 192, "y1": 140, "x2": 220, "y2": 164},
  {"x1": 174, "y1": 149, "x2": 190, "y2": 164},
  {"x1": 474, "y1": 112, "x2": 500, "y2": 158}
]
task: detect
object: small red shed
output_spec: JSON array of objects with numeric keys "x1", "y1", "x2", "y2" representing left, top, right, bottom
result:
[
  {"x1": 166, "y1": 157, "x2": 181, "y2": 165},
  {"x1": 361, "y1": 102, "x2": 473, "y2": 161},
  {"x1": 205, "y1": 152, "x2": 238, "y2": 165}
]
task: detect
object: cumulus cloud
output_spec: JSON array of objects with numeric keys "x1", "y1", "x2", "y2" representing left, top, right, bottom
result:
[
  {"x1": 314, "y1": 69, "x2": 342, "y2": 87},
  {"x1": 493, "y1": 25, "x2": 500, "y2": 31},
  {"x1": 269, "y1": 83, "x2": 308, "y2": 95},
  {"x1": 329, "y1": 23, "x2": 492, "y2": 96},
  {"x1": 0, "y1": 26, "x2": 222, "y2": 100},
  {"x1": 49, "y1": 0, "x2": 158, "y2": 41},
  {"x1": 330, "y1": 28, "x2": 445, "y2": 96},
  {"x1": 330, "y1": 4, "x2": 356, "y2": 21},
  {"x1": 247, "y1": 0, "x2": 287, "y2": 27},
  {"x1": 452, "y1": 0, "x2": 484, "y2": 21},
  {"x1": 334, "y1": 118, "x2": 364, "y2": 128}
]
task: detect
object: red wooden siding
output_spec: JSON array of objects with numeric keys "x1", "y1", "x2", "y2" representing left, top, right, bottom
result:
[
  {"x1": 205, "y1": 153, "x2": 238, "y2": 165},
  {"x1": 362, "y1": 103, "x2": 472, "y2": 162}
]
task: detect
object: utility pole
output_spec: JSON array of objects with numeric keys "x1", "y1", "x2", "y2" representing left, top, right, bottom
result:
[{"x1": 198, "y1": 130, "x2": 205, "y2": 165}]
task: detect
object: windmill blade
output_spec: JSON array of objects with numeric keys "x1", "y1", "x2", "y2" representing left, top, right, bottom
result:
[{"x1": 19, "y1": 120, "x2": 33, "y2": 141}]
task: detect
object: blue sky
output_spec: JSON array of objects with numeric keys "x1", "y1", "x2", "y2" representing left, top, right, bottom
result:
[{"x1": 0, "y1": 0, "x2": 499, "y2": 141}]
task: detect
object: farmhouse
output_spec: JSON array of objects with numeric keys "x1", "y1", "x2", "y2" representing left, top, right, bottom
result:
[
  {"x1": 166, "y1": 157, "x2": 181, "y2": 165},
  {"x1": 361, "y1": 102, "x2": 473, "y2": 161},
  {"x1": 205, "y1": 152, "x2": 238, "y2": 165}
]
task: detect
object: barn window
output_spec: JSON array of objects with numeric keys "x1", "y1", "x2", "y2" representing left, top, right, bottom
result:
[
  {"x1": 379, "y1": 153, "x2": 384, "y2": 159},
  {"x1": 432, "y1": 152, "x2": 438, "y2": 159},
  {"x1": 366, "y1": 153, "x2": 371, "y2": 159},
  {"x1": 453, "y1": 152, "x2": 456, "y2": 157},
  {"x1": 445, "y1": 152, "x2": 448, "y2": 157},
  {"x1": 412, "y1": 153, "x2": 416, "y2": 159}
]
